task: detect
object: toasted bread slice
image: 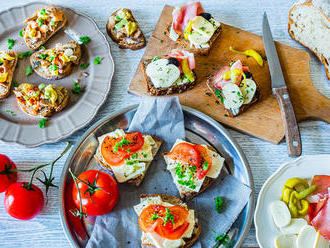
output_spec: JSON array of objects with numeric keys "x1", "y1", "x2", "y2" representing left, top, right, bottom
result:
[
  {"x1": 94, "y1": 130, "x2": 162, "y2": 186},
  {"x1": 0, "y1": 51, "x2": 18, "y2": 99},
  {"x1": 14, "y1": 83, "x2": 69, "y2": 117},
  {"x1": 164, "y1": 140, "x2": 225, "y2": 201},
  {"x1": 23, "y1": 5, "x2": 67, "y2": 50},
  {"x1": 288, "y1": 0, "x2": 330, "y2": 79},
  {"x1": 142, "y1": 58, "x2": 197, "y2": 96},
  {"x1": 107, "y1": 8, "x2": 146, "y2": 50},
  {"x1": 167, "y1": 24, "x2": 222, "y2": 56},
  {"x1": 136, "y1": 194, "x2": 201, "y2": 248},
  {"x1": 30, "y1": 41, "x2": 81, "y2": 80}
]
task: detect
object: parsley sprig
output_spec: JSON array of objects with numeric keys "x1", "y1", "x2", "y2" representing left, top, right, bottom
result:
[
  {"x1": 7, "y1": 39, "x2": 15, "y2": 50},
  {"x1": 79, "y1": 36, "x2": 91, "y2": 44}
]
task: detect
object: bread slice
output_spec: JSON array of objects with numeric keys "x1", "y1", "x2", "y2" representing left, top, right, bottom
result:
[
  {"x1": 142, "y1": 58, "x2": 197, "y2": 96},
  {"x1": 30, "y1": 41, "x2": 81, "y2": 80},
  {"x1": 0, "y1": 51, "x2": 18, "y2": 99},
  {"x1": 23, "y1": 5, "x2": 67, "y2": 50},
  {"x1": 94, "y1": 132, "x2": 162, "y2": 187},
  {"x1": 206, "y1": 71, "x2": 260, "y2": 117},
  {"x1": 137, "y1": 194, "x2": 201, "y2": 248},
  {"x1": 166, "y1": 24, "x2": 222, "y2": 56},
  {"x1": 14, "y1": 83, "x2": 69, "y2": 117},
  {"x1": 288, "y1": 0, "x2": 330, "y2": 79},
  {"x1": 107, "y1": 8, "x2": 146, "y2": 50}
]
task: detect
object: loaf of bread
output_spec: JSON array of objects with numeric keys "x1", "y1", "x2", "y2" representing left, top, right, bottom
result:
[{"x1": 288, "y1": 0, "x2": 330, "y2": 79}]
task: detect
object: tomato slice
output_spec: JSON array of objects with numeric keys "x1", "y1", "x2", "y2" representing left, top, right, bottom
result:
[
  {"x1": 167, "y1": 143, "x2": 201, "y2": 167},
  {"x1": 138, "y1": 204, "x2": 190, "y2": 240},
  {"x1": 101, "y1": 132, "x2": 144, "y2": 166},
  {"x1": 194, "y1": 145, "x2": 212, "y2": 180}
]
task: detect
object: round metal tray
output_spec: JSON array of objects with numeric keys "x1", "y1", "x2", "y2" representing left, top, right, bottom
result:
[{"x1": 59, "y1": 105, "x2": 254, "y2": 247}]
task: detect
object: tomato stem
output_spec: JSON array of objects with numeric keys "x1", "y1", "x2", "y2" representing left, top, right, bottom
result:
[{"x1": 69, "y1": 168, "x2": 87, "y2": 219}]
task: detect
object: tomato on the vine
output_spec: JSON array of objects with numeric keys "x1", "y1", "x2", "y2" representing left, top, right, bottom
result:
[
  {"x1": 72, "y1": 170, "x2": 119, "y2": 216},
  {"x1": 4, "y1": 182, "x2": 44, "y2": 220},
  {"x1": 0, "y1": 154, "x2": 17, "y2": 193}
]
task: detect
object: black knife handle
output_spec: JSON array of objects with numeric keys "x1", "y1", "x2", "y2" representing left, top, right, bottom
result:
[{"x1": 272, "y1": 87, "x2": 302, "y2": 157}]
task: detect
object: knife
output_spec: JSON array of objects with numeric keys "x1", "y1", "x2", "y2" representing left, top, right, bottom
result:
[{"x1": 262, "y1": 12, "x2": 302, "y2": 157}]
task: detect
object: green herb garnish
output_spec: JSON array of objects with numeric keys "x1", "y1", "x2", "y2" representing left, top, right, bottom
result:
[
  {"x1": 18, "y1": 51, "x2": 33, "y2": 59},
  {"x1": 175, "y1": 163, "x2": 186, "y2": 179},
  {"x1": 113, "y1": 138, "x2": 131, "y2": 152},
  {"x1": 163, "y1": 208, "x2": 175, "y2": 226},
  {"x1": 13, "y1": 81, "x2": 18, "y2": 87},
  {"x1": 150, "y1": 214, "x2": 159, "y2": 221},
  {"x1": 94, "y1": 57, "x2": 102, "y2": 65},
  {"x1": 131, "y1": 153, "x2": 138, "y2": 159},
  {"x1": 50, "y1": 20, "x2": 56, "y2": 26},
  {"x1": 39, "y1": 53, "x2": 48, "y2": 60},
  {"x1": 39, "y1": 46, "x2": 46, "y2": 51},
  {"x1": 203, "y1": 161, "x2": 209, "y2": 171},
  {"x1": 37, "y1": 17, "x2": 44, "y2": 26},
  {"x1": 215, "y1": 89, "x2": 224, "y2": 103},
  {"x1": 229, "y1": 62, "x2": 234, "y2": 67},
  {"x1": 25, "y1": 66, "x2": 33, "y2": 76},
  {"x1": 80, "y1": 63, "x2": 89, "y2": 69},
  {"x1": 215, "y1": 196, "x2": 224, "y2": 213},
  {"x1": 40, "y1": 9, "x2": 46, "y2": 15},
  {"x1": 79, "y1": 36, "x2": 91, "y2": 44},
  {"x1": 19, "y1": 29, "x2": 24, "y2": 37},
  {"x1": 39, "y1": 118, "x2": 47, "y2": 128},
  {"x1": 214, "y1": 232, "x2": 232, "y2": 248},
  {"x1": 6, "y1": 110, "x2": 16, "y2": 117},
  {"x1": 152, "y1": 56, "x2": 161, "y2": 62},
  {"x1": 7, "y1": 39, "x2": 15, "y2": 50},
  {"x1": 72, "y1": 80, "x2": 83, "y2": 95},
  {"x1": 143, "y1": 154, "x2": 148, "y2": 158},
  {"x1": 49, "y1": 64, "x2": 57, "y2": 71}
]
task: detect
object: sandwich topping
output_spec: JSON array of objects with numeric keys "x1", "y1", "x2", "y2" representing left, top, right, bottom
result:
[
  {"x1": 0, "y1": 52, "x2": 16, "y2": 87},
  {"x1": 134, "y1": 196, "x2": 196, "y2": 247},
  {"x1": 170, "y1": 2, "x2": 221, "y2": 49},
  {"x1": 164, "y1": 139, "x2": 224, "y2": 193},
  {"x1": 146, "y1": 49, "x2": 195, "y2": 88},
  {"x1": 97, "y1": 129, "x2": 157, "y2": 182},
  {"x1": 211, "y1": 60, "x2": 257, "y2": 115},
  {"x1": 23, "y1": 6, "x2": 66, "y2": 45}
]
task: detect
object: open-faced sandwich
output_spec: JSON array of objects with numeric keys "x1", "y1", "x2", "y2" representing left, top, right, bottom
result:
[
  {"x1": 13, "y1": 83, "x2": 69, "y2": 117},
  {"x1": 134, "y1": 194, "x2": 200, "y2": 248},
  {"x1": 142, "y1": 49, "x2": 196, "y2": 96},
  {"x1": 107, "y1": 8, "x2": 146, "y2": 50},
  {"x1": 167, "y1": 2, "x2": 221, "y2": 55},
  {"x1": 30, "y1": 41, "x2": 81, "y2": 80},
  {"x1": 207, "y1": 60, "x2": 260, "y2": 117},
  {"x1": 94, "y1": 129, "x2": 162, "y2": 186},
  {"x1": 0, "y1": 51, "x2": 18, "y2": 99},
  {"x1": 23, "y1": 5, "x2": 67, "y2": 50},
  {"x1": 164, "y1": 139, "x2": 225, "y2": 201}
]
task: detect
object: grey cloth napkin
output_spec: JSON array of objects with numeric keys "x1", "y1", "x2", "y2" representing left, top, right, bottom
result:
[{"x1": 87, "y1": 97, "x2": 251, "y2": 248}]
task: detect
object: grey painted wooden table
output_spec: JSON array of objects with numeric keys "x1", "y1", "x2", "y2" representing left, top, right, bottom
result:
[{"x1": 0, "y1": 0, "x2": 329, "y2": 247}]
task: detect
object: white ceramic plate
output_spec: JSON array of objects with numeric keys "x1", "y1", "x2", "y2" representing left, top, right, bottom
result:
[
  {"x1": 254, "y1": 154, "x2": 330, "y2": 248},
  {"x1": 0, "y1": 2, "x2": 114, "y2": 147}
]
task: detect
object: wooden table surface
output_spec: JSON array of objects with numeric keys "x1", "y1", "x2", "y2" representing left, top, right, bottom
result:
[{"x1": 0, "y1": 0, "x2": 329, "y2": 247}]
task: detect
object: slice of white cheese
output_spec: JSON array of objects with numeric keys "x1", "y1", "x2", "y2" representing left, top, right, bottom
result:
[
  {"x1": 202, "y1": 144, "x2": 225, "y2": 179},
  {"x1": 222, "y1": 83, "x2": 244, "y2": 110},
  {"x1": 275, "y1": 234, "x2": 297, "y2": 248},
  {"x1": 110, "y1": 162, "x2": 146, "y2": 183},
  {"x1": 240, "y1": 78, "x2": 257, "y2": 105},
  {"x1": 146, "y1": 59, "x2": 180, "y2": 88},
  {"x1": 270, "y1": 201, "x2": 291, "y2": 228},
  {"x1": 281, "y1": 218, "x2": 308, "y2": 235},
  {"x1": 191, "y1": 16, "x2": 215, "y2": 41},
  {"x1": 134, "y1": 196, "x2": 165, "y2": 215},
  {"x1": 297, "y1": 225, "x2": 318, "y2": 248},
  {"x1": 127, "y1": 135, "x2": 155, "y2": 162},
  {"x1": 182, "y1": 210, "x2": 195, "y2": 238}
]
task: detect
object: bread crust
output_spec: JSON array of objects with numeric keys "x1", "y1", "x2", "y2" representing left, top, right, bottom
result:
[
  {"x1": 0, "y1": 51, "x2": 18, "y2": 99},
  {"x1": 94, "y1": 134, "x2": 162, "y2": 187},
  {"x1": 142, "y1": 58, "x2": 197, "y2": 96},
  {"x1": 288, "y1": 0, "x2": 330, "y2": 79},
  {"x1": 139, "y1": 194, "x2": 201, "y2": 248},
  {"x1": 166, "y1": 23, "x2": 222, "y2": 56},
  {"x1": 30, "y1": 41, "x2": 81, "y2": 80},
  {"x1": 206, "y1": 73, "x2": 260, "y2": 117},
  {"x1": 106, "y1": 8, "x2": 146, "y2": 50},
  {"x1": 23, "y1": 5, "x2": 67, "y2": 50}
]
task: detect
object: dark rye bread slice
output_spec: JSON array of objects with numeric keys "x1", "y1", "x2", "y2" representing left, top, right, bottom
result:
[
  {"x1": 164, "y1": 144, "x2": 222, "y2": 201},
  {"x1": 206, "y1": 74, "x2": 260, "y2": 117},
  {"x1": 142, "y1": 58, "x2": 197, "y2": 96},
  {"x1": 94, "y1": 134, "x2": 162, "y2": 187},
  {"x1": 140, "y1": 194, "x2": 201, "y2": 248},
  {"x1": 107, "y1": 8, "x2": 146, "y2": 50},
  {"x1": 166, "y1": 23, "x2": 222, "y2": 56}
]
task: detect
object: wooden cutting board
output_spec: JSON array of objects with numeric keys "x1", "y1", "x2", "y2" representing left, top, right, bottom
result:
[{"x1": 128, "y1": 5, "x2": 330, "y2": 144}]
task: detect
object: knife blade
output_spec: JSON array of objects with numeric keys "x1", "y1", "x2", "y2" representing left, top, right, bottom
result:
[{"x1": 262, "y1": 12, "x2": 302, "y2": 156}]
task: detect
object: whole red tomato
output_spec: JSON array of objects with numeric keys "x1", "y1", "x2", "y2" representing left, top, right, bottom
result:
[
  {"x1": 72, "y1": 170, "x2": 119, "y2": 216},
  {"x1": 0, "y1": 154, "x2": 17, "y2": 193},
  {"x1": 4, "y1": 182, "x2": 44, "y2": 220}
]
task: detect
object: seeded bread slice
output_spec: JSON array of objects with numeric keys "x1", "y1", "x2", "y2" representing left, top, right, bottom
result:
[
  {"x1": 166, "y1": 23, "x2": 222, "y2": 56},
  {"x1": 142, "y1": 58, "x2": 197, "y2": 96},
  {"x1": 288, "y1": 0, "x2": 330, "y2": 79},
  {"x1": 206, "y1": 74, "x2": 260, "y2": 117},
  {"x1": 139, "y1": 194, "x2": 201, "y2": 248},
  {"x1": 94, "y1": 134, "x2": 162, "y2": 187},
  {"x1": 0, "y1": 51, "x2": 18, "y2": 99}
]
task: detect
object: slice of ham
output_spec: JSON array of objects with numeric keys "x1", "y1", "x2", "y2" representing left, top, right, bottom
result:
[
  {"x1": 172, "y1": 2, "x2": 204, "y2": 33},
  {"x1": 311, "y1": 197, "x2": 330, "y2": 240},
  {"x1": 312, "y1": 175, "x2": 330, "y2": 195},
  {"x1": 213, "y1": 66, "x2": 231, "y2": 89}
]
